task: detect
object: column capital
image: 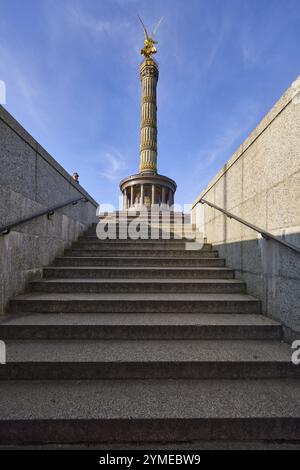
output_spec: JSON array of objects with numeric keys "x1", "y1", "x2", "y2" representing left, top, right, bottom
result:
[{"x1": 140, "y1": 59, "x2": 159, "y2": 80}]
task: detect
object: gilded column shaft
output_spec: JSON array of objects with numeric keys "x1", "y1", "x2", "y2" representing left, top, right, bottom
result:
[{"x1": 139, "y1": 58, "x2": 159, "y2": 173}]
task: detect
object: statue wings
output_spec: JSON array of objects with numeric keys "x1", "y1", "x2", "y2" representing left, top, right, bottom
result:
[
  {"x1": 138, "y1": 15, "x2": 164, "y2": 44},
  {"x1": 138, "y1": 15, "x2": 164, "y2": 58},
  {"x1": 152, "y1": 16, "x2": 164, "y2": 38}
]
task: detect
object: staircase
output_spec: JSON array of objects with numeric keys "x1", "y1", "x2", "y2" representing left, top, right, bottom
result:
[{"x1": 0, "y1": 212, "x2": 299, "y2": 447}]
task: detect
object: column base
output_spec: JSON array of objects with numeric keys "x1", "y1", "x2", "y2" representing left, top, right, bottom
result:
[{"x1": 120, "y1": 172, "x2": 177, "y2": 211}]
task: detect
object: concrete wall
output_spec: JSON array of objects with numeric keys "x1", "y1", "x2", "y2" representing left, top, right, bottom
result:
[
  {"x1": 0, "y1": 105, "x2": 98, "y2": 313},
  {"x1": 191, "y1": 76, "x2": 300, "y2": 340}
]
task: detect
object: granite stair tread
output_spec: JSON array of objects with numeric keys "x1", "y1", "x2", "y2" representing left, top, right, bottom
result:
[
  {"x1": 4, "y1": 339, "x2": 292, "y2": 363},
  {"x1": 0, "y1": 312, "x2": 280, "y2": 327},
  {"x1": 0, "y1": 313, "x2": 281, "y2": 341},
  {"x1": 30, "y1": 278, "x2": 244, "y2": 284},
  {"x1": 11, "y1": 292, "x2": 259, "y2": 301},
  {"x1": 0, "y1": 379, "x2": 299, "y2": 420}
]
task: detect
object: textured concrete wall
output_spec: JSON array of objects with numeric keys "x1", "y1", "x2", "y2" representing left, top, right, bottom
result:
[
  {"x1": 191, "y1": 77, "x2": 300, "y2": 340},
  {"x1": 0, "y1": 105, "x2": 98, "y2": 313}
]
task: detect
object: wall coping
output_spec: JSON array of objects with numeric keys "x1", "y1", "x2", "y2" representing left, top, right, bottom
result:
[
  {"x1": 0, "y1": 105, "x2": 98, "y2": 208},
  {"x1": 191, "y1": 75, "x2": 300, "y2": 209}
]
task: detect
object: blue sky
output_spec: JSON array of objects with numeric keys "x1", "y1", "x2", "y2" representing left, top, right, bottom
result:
[{"x1": 1, "y1": 0, "x2": 300, "y2": 207}]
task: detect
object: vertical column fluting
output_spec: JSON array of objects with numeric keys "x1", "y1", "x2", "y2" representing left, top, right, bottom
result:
[
  {"x1": 168, "y1": 189, "x2": 173, "y2": 207},
  {"x1": 162, "y1": 187, "x2": 166, "y2": 205},
  {"x1": 123, "y1": 188, "x2": 128, "y2": 210},
  {"x1": 130, "y1": 186, "x2": 134, "y2": 207},
  {"x1": 139, "y1": 59, "x2": 159, "y2": 174},
  {"x1": 151, "y1": 184, "x2": 155, "y2": 205}
]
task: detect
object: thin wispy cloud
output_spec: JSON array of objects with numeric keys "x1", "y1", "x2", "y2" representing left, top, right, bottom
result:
[
  {"x1": 0, "y1": 45, "x2": 49, "y2": 132},
  {"x1": 99, "y1": 150, "x2": 128, "y2": 182},
  {"x1": 67, "y1": 5, "x2": 130, "y2": 37},
  {"x1": 194, "y1": 101, "x2": 260, "y2": 173},
  {"x1": 240, "y1": 22, "x2": 264, "y2": 69}
]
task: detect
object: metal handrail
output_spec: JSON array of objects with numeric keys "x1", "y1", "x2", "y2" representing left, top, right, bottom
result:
[
  {"x1": 200, "y1": 197, "x2": 300, "y2": 255},
  {"x1": 0, "y1": 197, "x2": 88, "y2": 235}
]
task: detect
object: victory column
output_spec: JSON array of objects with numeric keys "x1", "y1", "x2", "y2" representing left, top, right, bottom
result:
[{"x1": 120, "y1": 17, "x2": 177, "y2": 210}]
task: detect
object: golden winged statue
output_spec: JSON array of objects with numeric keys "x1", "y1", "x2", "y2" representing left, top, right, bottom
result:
[{"x1": 138, "y1": 15, "x2": 164, "y2": 59}]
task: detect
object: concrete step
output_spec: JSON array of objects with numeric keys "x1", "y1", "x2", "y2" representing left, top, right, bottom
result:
[
  {"x1": 0, "y1": 339, "x2": 297, "y2": 380},
  {"x1": 73, "y1": 243, "x2": 211, "y2": 251},
  {"x1": 92, "y1": 216, "x2": 191, "y2": 220},
  {"x1": 90, "y1": 223, "x2": 196, "y2": 229},
  {"x1": 97, "y1": 212, "x2": 189, "y2": 217},
  {"x1": 76, "y1": 240, "x2": 210, "y2": 249},
  {"x1": 95, "y1": 214, "x2": 190, "y2": 221},
  {"x1": 84, "y1": 227, "x2": 198, "y2": 234},
  {"x1": 88, "y1": 222, "x2": 195, "y2": 229},
  {"x1": 44, "y1": 266, "x2": 234, "y2": 279},
  {"x1": 1, "y1": 378, "x2": 298, "y2": 444},
  {"x1": 90, "y1": 219, "x2": 194, "y2": 224},
  {"x1": 78, "y1": 231, "x2": 203, "y2": 239},
  {"x1": 0, "y1": 313, "x2": 281, "y2": 340},
  {"x1": 52, "y1": 256, "x2": 226, "y2": 267},
  {"x1": 87, "y1": 231, "x2": 198, "y2": 239},
  {"x1": 81, "y1": 237, "x2": 201, "y2": 244},
  {"x1": 96, "y1": 219, "x2": 192, "y2": 225},
  {"x1": 9, "y1": 293, "x2": 261, "y2": 314},
  {"x1": 87, "y1": 232, "x2": 199, "y2": 240},
  {"x1": 29, "y1": 279, "x2": 246, "y2": 294},
  {"x1": 64, "y1": 249, "x2": 219, "y2": 258},
  {"x1": 86, "y1": 236, "x2": 201, "y2": 244},
  {"x1": 88, "y1": 225, "x2": 196, "y2": 232}
]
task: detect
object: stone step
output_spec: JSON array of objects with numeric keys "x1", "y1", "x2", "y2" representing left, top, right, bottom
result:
[
  {"x1": 29, "y1": 279, "x2": 246, "y2": 294},
  {"x1": 97, "y1": 212, "x2": 189, "y2": 217},
  {"x1": 9, "y1": 293, "x2": 261, "y2": 314},
  {"x1": 86, "y1": 232, "x2": 199, "y2": 240},
  {"x1": 86, "y1": 236, "x2": 200, "y2": 243},
  {"x1": 88, "y1": 222, "x2": 195, "y2": 228},
  {"x1": 86, "y1": 224, "x2": 196, "y2": 229},
  {"x1": 95, "y1": 214, "x2": 190, "y2": 221},
  {"x1": 88, "y1": 224, "x2": 196, "y2": 230},
  {"x1": 102, "y1": 221, "x2": 192, "y2": 225},
  {"x1": 77, "y1": 239, "x2": 209, "y2": 247},
  {"x1": 94, "y1": 221, "x2": 192, "y2": 227},
  {"x1": 0, "y1": 313, "x2": 281, "y2": 340},
  {"x1": 44, "y1": 266, "x2": 234, "y2": 279},
  {"x1": 74, "y1": 242, "x2": 210, "y2": 251},
  {"x1": 93, "y1": 237, "x2": 202, "y2": 243},
  {"x1": 82, "y1": 228, "x2": 197, "y2": 235},
  {"x1": 52, "y1": 256, "x2": 226, "y2": 267},
  {"x1": 80, "y1": 237, "x2": 201, "y2": 244},
  {"x1": 91, "y1": 221, "x2": 195, "y2": 226},
  {"x1": 64, "y1": 249, "x2": 219, "y2": 258},
  {"x1": 1, "y1": 378, "x2": 298, "y2": 444},
  {"x1": 91, "y1": 218, "x2": 193, "y2": 223},
  {"x1": 0, "y1": 339, "x2": 296, "y2": 380}
]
